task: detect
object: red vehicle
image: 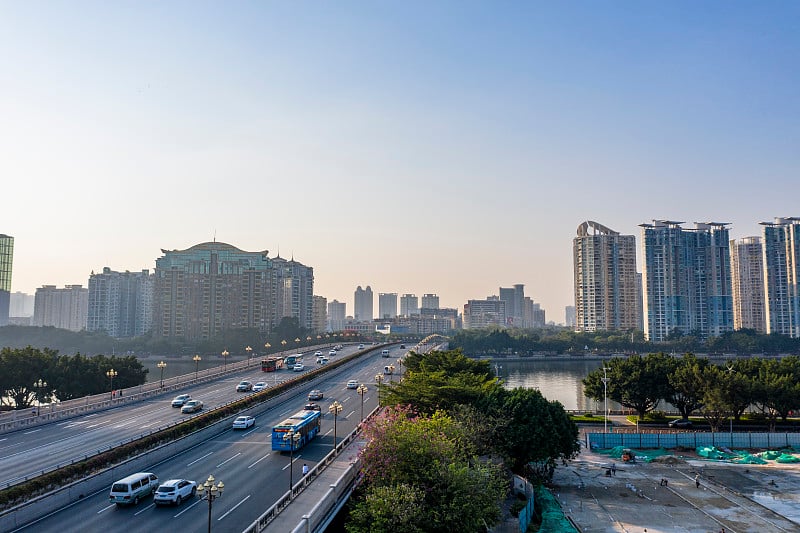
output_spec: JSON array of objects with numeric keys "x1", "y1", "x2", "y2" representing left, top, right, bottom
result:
[{"x1": 261, "y1": 357, "x2": 284, "y2": 372}]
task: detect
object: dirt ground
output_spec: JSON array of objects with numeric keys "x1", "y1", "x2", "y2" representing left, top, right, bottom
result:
[{"x1": 551, "y1": 441, "x2": 800, "y2": 533}]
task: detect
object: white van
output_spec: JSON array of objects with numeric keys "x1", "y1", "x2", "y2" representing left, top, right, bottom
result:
[
  {"x1": 109, "y1": 472, "x2": 159, "y2": 506},
  {"x1": 381, "y1": 349, "x2": 390, "y2": 357}
]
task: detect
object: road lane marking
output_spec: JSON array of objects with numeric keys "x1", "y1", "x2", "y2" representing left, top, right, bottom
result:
[
  {"x1": 217, "y1": 494, "x2": 250, "y2": 520},
  {"x1": 135, "y1": 502, "x2": 155, "y2": 515},
  {"x1": 281, "y1": 454, "x2": 301, "y2": 470},
  {"x1": 323, "y1": 429, "x2": 332, "y2": 436},
  {"x1": 23, "y1": 429, "x2": 42, "y2": 434},
  {"x1": 188, "y1": 451, "x2": 213, "y2": 466},
  {"x1": 174, "y1": 498, "x2": 203, "y2": 517},
  {"x1": 248, "y1": 453, "x2": 271, "y2": 468},
  {"x1": 216, "y1": 452, "x2": 241, "y2": 467},
  {"x1": 97, "y1": 503, "x2": 116, "y2": 513},
  {"x1": 347, "y1": 410, "x2": 355, "y2": 418}
]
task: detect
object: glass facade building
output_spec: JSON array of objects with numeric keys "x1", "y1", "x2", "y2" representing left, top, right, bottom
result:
[
  {"x1": 0, "y1": 234, "x2": 13, "y2": 326},
  {"x1": 761, "y1": 217, "x2": 800, "y2": 338}
]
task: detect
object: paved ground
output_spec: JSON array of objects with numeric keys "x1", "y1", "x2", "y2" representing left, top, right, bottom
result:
[{"x1": 552, "y1": 436, "x2": 800, "y2": 533}]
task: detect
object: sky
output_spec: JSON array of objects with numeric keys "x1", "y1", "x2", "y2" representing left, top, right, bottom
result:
[{"x1": 2, "y1": 2, "x2": 799, "y2": 322}]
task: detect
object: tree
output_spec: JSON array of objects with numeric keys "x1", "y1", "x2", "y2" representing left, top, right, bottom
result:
[
  {"x1": 698, "y1": 365, "x2": 729, "y2": 432},
  {"x1": 0, "y1": 346, "x2": 58, "y2": 409},
  {"x1": 666, "y1": 354, "x2": 709, "y2": 419},
  {"x1": 583, "y1": 354, "x2": 671, "y2": 419}
]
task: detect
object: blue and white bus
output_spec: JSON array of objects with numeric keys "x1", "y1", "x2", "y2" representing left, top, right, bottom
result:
[{"x1": 271, "y1": 409, "x2": 322, "y2": 451}]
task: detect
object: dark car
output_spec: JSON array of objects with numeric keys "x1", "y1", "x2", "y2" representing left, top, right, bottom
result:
[
  {"x1": 669, "y1": 418, "x2": 693, "y2": 428},
  {"x1": 304, "y1": 403, "x2": 321, "y2": 411}
]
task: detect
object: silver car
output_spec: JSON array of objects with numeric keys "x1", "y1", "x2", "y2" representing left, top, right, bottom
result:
[{"x1": 154, "y1": 479, "x2": 196, "y2": 506}]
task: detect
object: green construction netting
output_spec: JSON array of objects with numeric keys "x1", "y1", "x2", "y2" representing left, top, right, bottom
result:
[
  {"x1": 775, "y1": 453, "x2": 800, "y2": 463},
  {"x1": 758, "y1": 450, "x2": 782, "y2": 460},
  {"x1": 535, "y1": 486, "x2": 579, "y2": 533},
  {"x1": 597, "y1": 446, "x2": 674, "y2": 463}
]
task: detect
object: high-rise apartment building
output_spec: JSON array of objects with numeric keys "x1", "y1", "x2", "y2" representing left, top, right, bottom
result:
[
  {"x1": 327, "y1": 299, "x2": 346, "y2": 332},
  {"x1": 565, "y1": 306, "x2": 576, "y2": 328},
  {"x1": 378, "y1": 292, "x2": 397, "y2": 319},
  {"x1": 640, "y1": 221, "x2": 734, "y2": 342},
  {"x1": 354, "y1": 285, "x2": 373, "y2": 321},
  {"x1": 272, "y1": 256, "x2": 315, "y2": 330},
  {"x1": 400, "y1": 294, "x2": 419, "y2": 316},
  {"x1": 523, "y1": 297, "x2": 546, "y2": 328},
  {"x1": 153, "y1": 242, "x2": 304, "y2": 341},
  {"x1": 0, "y1": 234, "x2": 13, "y2": 326},
  {"x1": 312, "y1": 295, "x2": 327, "y2": 333},
  {"x1": 573, "y1": 221, "x2": 639, "y2": 333},
  {"x1": 761, "y1": 217, "x2": 800, "y2": 337},
  {"x1": 87, "y1": 267, "x2": 154, "y2": 338},
  {"x1": 33, "y1": 285, "x2": 89, "y2": 331},
  {"x1": 499, "y1": 284, "x2": 525, "y2": 327},
  {"x1": 463, "y1": 297, "x2": 506, "y2": 329},
  {"x1": 421, "y1": 293, "x2": 440, "y2": 310},
  {"x1": 730, "y1": 236, "x2": 766, "y2": 333},
  {"x1": 10, "y1": 291, "x2": 34, "y2": 317}
]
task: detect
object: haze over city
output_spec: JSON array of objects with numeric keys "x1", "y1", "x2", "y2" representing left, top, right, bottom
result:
[{"x1": 2, "y1": 2, "x2": 799, "y2": 319}]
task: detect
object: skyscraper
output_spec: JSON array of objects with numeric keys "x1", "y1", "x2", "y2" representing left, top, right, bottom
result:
[
  {"x1": 463, "y1": 297, "x2": 506, "y2": 329},
  {"x1": 730, "y1": 236, "x2": 766, "y2": 333},
  {"x1": 354, "y1": 285, "x2": 373, "y2": 321},
  {"x1": 499, "y1": 284, "x2": 525, "y2": 327},
  {"x1": 33, "y1": 285, "x2": 89, "y2": 331},
  {"x1": 573, "y1": 221, "x2": 639, "y2": 332},
  {"x1": 640, "y1": 221, "x2": 733, "y2": 342},
  {"x1": 378, "y1": 292, "x2": 397, "y2": 319},
  {"x1": 312, "y1": 295, "x2": 327, "y2": 333},
  {"x1": 400, "y1": 294, "x2": 419, "y2": 316},
  {"x1": 761, "y1": 217, "x2": 800, "y2": 337},
  {"x1": 87, "y1": 267, "x2": 154, "y2": 338},
  {"x1": 272, "y1": 256, "x2": 315, "y2": 330},
  {"x1": 421, "y1": 293, "x2": 440, "y2": 310},
  {"x1": 154, "y1": 242, "x2": 278, "y2": 341},
  {"x1": 0, "y1": 234, "x2": 13, "y2": 327},
  {"x1": 327, "y1": 299, "x2": 346, "y2": 332}
]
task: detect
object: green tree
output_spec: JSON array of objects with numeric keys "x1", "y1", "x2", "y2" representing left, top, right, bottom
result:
[
  {"x1": 583, "y1": 354, "x2": 671, "y2": 419},
  {"x1": 666, "y1": 354, "x2": 709, "y2": 419},
  {"x1": 0, "y1": 346, "x2": 58, "y2": 409}
]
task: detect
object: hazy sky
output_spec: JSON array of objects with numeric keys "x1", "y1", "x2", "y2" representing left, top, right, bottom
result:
[{"x1": 2, "y1": 2, "x2": 799, "y2": 321}]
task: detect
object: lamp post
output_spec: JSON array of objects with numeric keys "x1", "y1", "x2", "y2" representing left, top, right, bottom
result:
[
  {"x1": 397, "y1": 358, "x2": 403, "y2": 377},
  {"x1": 157, "y1": 360, "x2": 167, "y2": 389},
  {"x1": 193, "y1": 354, "x2": 202, "y2": 380},
  {"x1": 602, "y1": 366, "x2": 610, "y2": 433},
  {"x1": 387, "y1": 364, "x2": 395, "y2": 383},
  {"x1": 33, "y1": 378, "x2": 47, "y2": 416},
  {"x1": 727, "y1": 364, "x2": 735, "y2": 439},
  {"x1": 106, "y1": 368, "x2": 118, "y2": 400},
  {"x1": 264, "y1": 342, "x2": 271, "y2": 353},
  {"x1": 375, "y1": 374, "x2": 384, "y2": 404},
  {"x1": 329, "y1": 400, "x2": 343, "y2": 453},
  {"x1": 221, "y1": 350, "x2": 229, "y2": 372},
  {"x1": 357, "y1": 384, "x2": 368, "y2": 422},
  {"x1": 245, "y1": 345, "x2": 252, "y2": 366},
  {"x1": 196, "y1": 474, "x2": 224, "y2": 533},
  {"x1": 283, "y1": 429, "x2": 301, "y2": 493}
]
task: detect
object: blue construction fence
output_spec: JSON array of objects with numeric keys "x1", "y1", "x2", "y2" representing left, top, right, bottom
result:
[{"x1": 588, "y1": 431, "x2": 800, "y2": 450}]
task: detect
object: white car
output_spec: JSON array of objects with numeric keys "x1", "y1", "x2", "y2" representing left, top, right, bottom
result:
[
  {"x1": 346, "y1": 379, "x2": 359, "y2": 389},
  {"x1": 232, "y1": 415, "x2": 255, "y2": 429},
  {"x1": 328, "y1": 350, "x2": 337, "y2": 356},
  {"x1": 171, "y1": 394, "x2": 191, "y2": 407},
  {"x1": 252, "y1": 382, "x2": 267, "y2": 392},
  {"x1": 314, "y1": 351, "x2": 323, "y2": 357},
  {"x1": 293, "y1": 363, "x2": 305, "y2": 372},
  {"x1": 358, "y1": 343, "x2": 364, "y2": 349},
  {"x1": 154, "y1": 479, "x2": 196, "y2": 506}
]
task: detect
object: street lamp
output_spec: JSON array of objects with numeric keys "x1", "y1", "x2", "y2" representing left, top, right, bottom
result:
[
  {"x1": 246, "y1": 345, "x2": 252, "y2": 366},
  {"x1": 196, "y1": 474, "x2": 224, "y2": 533},
  {"x1": 33, "y1": 378, "x2": 47, "y2": 416},
  {"x1": 193, "y1": 354, "x2": 202, "y2": 380},
  {"x1": 106, "y1": 368, "x2": 118, "y2": 400},
  {"x1": 357, "y1": 384, "x2": 368, "y2": 421},
  {"x1": 375, "y1": 374, "x2": 384, "y2": 404},
  {"x1": 264, "y1": 342, "x2": 271, "y2": 353},
  {"x1": 221, "y1": 349, "x2": 229, "y2": 372},
  {"x1": 329, "y1": 400, "x2": 343, "y2": 453},
  {"x1": 602, "y1": 366, "x2": 610, "y2": 434},
  {"x1": 283, "y1": 429, "x2": 301, "y2": 493},
  {"x1": 387, "y1": 364, "x2": 395, "y2": 383},
  {"x1": 397, "y1": 358, "x2": 404, "y2": 376},
  {"x1": 306, "y1": 336, "x2": 312, "y2": 343},
  {"x1": 157, "y1": 361, "x2": 167, "y2": 389}
]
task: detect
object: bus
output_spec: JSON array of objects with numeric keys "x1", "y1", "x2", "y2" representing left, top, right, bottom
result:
[
  {"x1": 284, "y1": 354, "x2": 303, "y2": 367},
  {"x1": 261, "y1": 357, "x2": 284, "y2": 372},
  {"x1": 271, "y1": 409, "x2": 322, "y2": 451}
]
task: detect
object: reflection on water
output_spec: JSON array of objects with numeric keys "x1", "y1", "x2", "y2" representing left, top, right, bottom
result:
[{"x1": 496, "y1": 358, "x2": 623, "y2": 412}]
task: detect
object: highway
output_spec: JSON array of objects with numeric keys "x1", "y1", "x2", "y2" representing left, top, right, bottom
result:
[
  {"x1": 0, "y1": 346, "x2": 364, "y2": 488},
  {"x1": 9, "y1": 344, "x2": 408, "y2": 533}
]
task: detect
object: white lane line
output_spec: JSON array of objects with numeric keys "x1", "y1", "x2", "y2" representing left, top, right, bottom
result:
[
  {"x1": 174, "y1": 498, "x2": 203, "y2": 517},
  {"x1": 281, "y1": 455, "x2": 301, "y2": 470},
  {"x1": 342, "y1": 397, "x2": 351, "y2": 403},
  {"x1": 241, "y1": 427, "x2": 257, "y2": 436},
  {"x1": 216, "y1": 452, "x2": 241, "y2": 467},
  {"x1": 23, "y1": 429, "x2": 42, "y2": 435},
  {"x1": 188, "y1": 452, "x2": 214, "y2": 466},
  {"x1": 217, "y1": 494, "x2": 251, "y2": 520},
  {"x1": 346, "y1": 410, "x2": 355, "y2": 418},
  {"x1": 135, "y1": 503, "x2": 155, "y2": 515},
  {"x1": 97, "y1": 503, "x2": 115, "y2": 514},
  {"x1": 0, "y1": 438, "x2": 6, "y2": 442},
  {"x1": 323, "y1": 429, "x2": 332, "y2": 436},
  {"x1": 248, "y1": 453, "x2": 271, "y2": 469}
]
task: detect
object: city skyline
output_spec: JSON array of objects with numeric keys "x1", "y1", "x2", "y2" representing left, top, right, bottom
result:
[{"x1": 3, "y1": 3, "x2": 799, "y2": 319}]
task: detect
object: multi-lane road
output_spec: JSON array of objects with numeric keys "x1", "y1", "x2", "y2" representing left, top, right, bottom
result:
[{"x1": 6, "y1": 344, "x2": 408, "y2": 533}]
